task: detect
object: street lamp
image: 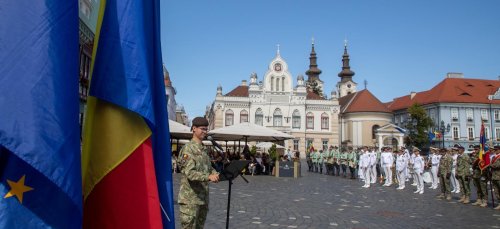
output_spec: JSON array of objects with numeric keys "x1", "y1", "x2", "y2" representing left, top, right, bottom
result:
[{"x1": 438, "y1": 120, "x2": 451, "y2": 148}]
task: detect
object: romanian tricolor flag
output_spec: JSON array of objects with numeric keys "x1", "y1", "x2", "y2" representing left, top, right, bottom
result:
[
  {"x1": 478, "y1": 121, "x2": 490, "y2": 171},
  {"x1": 0, "y1": 0, "x2": 82, "y2": 227},
  {"x1": 82, "y1": 0, "x2": 175, "y2": 228}
]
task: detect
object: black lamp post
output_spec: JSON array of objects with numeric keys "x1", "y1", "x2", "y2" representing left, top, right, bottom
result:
[{"x1": 438, "y1": 120, "x2": 451, "y2": 148}]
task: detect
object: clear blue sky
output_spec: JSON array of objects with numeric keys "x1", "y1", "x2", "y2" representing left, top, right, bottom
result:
[{"x1": 160, "y1": 0, "x2": 500, "y2": 120}]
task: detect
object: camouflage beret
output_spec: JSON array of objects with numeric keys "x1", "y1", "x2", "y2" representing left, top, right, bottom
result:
[{"x1": 192, "y1": 117, "x2": 209, "y2": 127}]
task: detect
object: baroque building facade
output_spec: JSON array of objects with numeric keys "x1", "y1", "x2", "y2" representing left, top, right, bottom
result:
[{"x1": 206, "y1": 44, "x2": 340, "y2": 154}]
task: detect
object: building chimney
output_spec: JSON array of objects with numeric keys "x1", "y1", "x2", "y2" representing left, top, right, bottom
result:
[
  {"x1": 410, "y1": 91, "x2": 417, "y2": 100},
  {"x1": 446, "y1": 72, "x2": 464, "y2": 78},
  {"x1": 241, "y1": 80, "x2": 247, "y2": 86}
]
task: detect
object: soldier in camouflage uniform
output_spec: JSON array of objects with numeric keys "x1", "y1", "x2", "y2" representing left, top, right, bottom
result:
[
  {"x1": 455, "y1": 146, "x2": 472, "y2": 204},
  {"x1": 490, "y1": 146, "x2": 500, "y2": 210},
  {"x1": 178, "y1": 117, "x2": 220, "y2": 229},
  {"x1": 471, "y1": 145, "x2": 488, "y2": 207},
  {"x1": 437, "y1": 148, "x2": 453, "y2": 200}
]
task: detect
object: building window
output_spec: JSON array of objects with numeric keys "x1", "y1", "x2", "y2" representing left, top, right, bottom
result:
[
  {"x1": 496, "y1": 128, "x2": 500, "y2": 141},
  {"x1": 292, "y1": 110, "x2": 301, "y2": 129},
  {"x1": 293, "y1": 139, "x2": 299, "y2": 151},
  {"x1": 225, "y1": 109, "x2": 234, "y2": 126},
  {"x1": 372, "y1": 125, "x2": 380, "y2": 139},
  {"x1": 485, "y1": 127, "x2": 490, "y2": 140},
  {"x1": 400, "y1": 115, "x2": 404, "y2": 123},
  {"x1": 429, "y1": 109, "x2": 436, "y2": 122},
  {"x1": 255, "y1": 108, "x2": 263, "y2": 126},
  {"x1": 306, "y1": 112, "x2": 314, "y2": 129},
  {"x1": 467, "y1": 127, "x2": 474, "y2": 140},
  {"x1": 276, "y1": 78, "x2": 280, "y2": 91},
  {"x1": 495, "y1": 110, "x2": 500, "y2": 122},
  {"x1": 270, "y1": 77, "x2": 274, "y2": 91},
  {"x1": 466, "y1": 108, "x2": 473, "y2": 122},
  {"x1": 451, "y1": 108, "x2": 459, "y2": 121},
  {"x1": 273, "y1": 108, "x2": 282, "y2": 126},
  {"x1": 322, "y1": 139, "x2": 328, "y2": 151},
  {"x1": 321, "y1": 113, "x2": 329, "y2": 130},
  {"x1": 452, "y1": 126, "x2": 460, "y2": 140},
  {"x1": 282, "y1": 77, "x2": 285, "y2": 91},
  {"x1": 240, "y1": 110, "x2": 248, "y2": 123},
  {"x1": 481, "y1": 109, "x2": 488, "y2": 120}
]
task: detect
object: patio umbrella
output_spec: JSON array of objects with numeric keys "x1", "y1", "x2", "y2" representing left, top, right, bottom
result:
[
  {"x1": 256, "y1": 142, "x2": 285, "y2": 149},
  {"x1": 168, "y1": 120, "x2": 192, "y2": 139},
  {"x1": 208, "y1": 122, "x2": 294, "y2": 142}
]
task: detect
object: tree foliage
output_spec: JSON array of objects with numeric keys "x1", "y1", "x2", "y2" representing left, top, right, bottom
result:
[
  {"x1": 306, "y1": 80, "x2": 324, "y2": 98},
  {"x1": 268, "y1": 144, "x2": 278, "y2": 161},
  {"x1": 404, "y1": 103, "x2": 434, "y2": 149}
]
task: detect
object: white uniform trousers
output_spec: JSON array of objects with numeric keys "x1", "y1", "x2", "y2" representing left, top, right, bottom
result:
[
  {"x1": 370, "y1": 165, "x2": 377, "y2": 183},
  {"x1": 397, "y1": 170, "x2": 406, "y2": 188},
  {"x1": 383, "y1": 166, "x2": 392, "y2": 185},
  {"x1": 415, "y1": 170, "x2": 424, "y2": 192},
  {"x1": 363, "y1": 167, "x2": 371, "y2": 186},
  {"x1": 431, "y1": 165, "x2": 439, "y2": 188},
  {"x1": 450, "y1": 168, "x2": 460, "y2": 191}
]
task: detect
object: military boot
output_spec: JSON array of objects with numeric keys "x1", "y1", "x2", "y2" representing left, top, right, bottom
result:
[
  {"x1": 458, "y1": 195, "x2": 465, "y2": 203},
  {"x1": 446, "y1": 194, "x2": 452, "y2": 200},
  {"x1": 480, "y1": 199, "x2": 488, "y2": 208},
  {"x1": 462, "y1": 196, "x2": 470, "y2": 204},
  {"x1": 436, "y1": 193, "x2": 445, "y2": 199},
  {"x1": 471, "y1": 199, "x2": 482, "y2": 206}
]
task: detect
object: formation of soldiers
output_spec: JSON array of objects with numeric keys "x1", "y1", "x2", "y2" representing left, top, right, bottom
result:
[{"x1": 306, "y1": 144, "x2": 500, "y2": 209}]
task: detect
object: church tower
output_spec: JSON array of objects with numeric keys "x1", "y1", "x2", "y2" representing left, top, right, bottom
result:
[
  {"x1": 336, "y1": 41, "x2": 357, "y2": 97},
  {"x1": 305, "y1": 39, "x2": 324, "y2": 96}
]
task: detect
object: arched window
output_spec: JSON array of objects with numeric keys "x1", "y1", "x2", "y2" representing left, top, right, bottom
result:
[
  {"x1": 240, "y1": 110, "x2": 248, "y2": 123},
  {"x1": 321, "y1": 113, "x2": 329, "y2": 130},
  {"x1": 276, "y1": 78, "x2": 280, "y2": 91},
  {"x1": 273, "y1": 108, "x2": 283, "y2": 126},
  {"x1": 372, "y1": 125, "x2": 380, "y2": 139},
  {"x1": 255, "y1": 108, "x2": 263, "y2": 126},
  {"x1": 292, "y1": 110, "x2": 301, "y2": 129},
  {"x1": 282, "y1": 77, "x2": 285, "y2": 91},
  {"x1": 225, "y1": 109, "x2": 234, "y2": 126},
  {"x1": 270, "y1": 77, "x2": 274, "y2": 91},
  {"x1": 306, "y1": 112, "x2": 314, "y2": 129}
]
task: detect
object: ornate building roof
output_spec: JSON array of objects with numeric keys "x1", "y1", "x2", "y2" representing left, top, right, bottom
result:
[{"x1": 225, "y1": 85, "x2": 249, "y2": 97}]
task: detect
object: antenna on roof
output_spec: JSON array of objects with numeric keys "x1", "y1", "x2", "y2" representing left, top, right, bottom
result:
[{"x1": 364, "y1": 79, "x2": 367, "y2": 89}]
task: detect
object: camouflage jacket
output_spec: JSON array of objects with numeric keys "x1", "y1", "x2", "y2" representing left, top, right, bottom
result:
[
  {"x1": 456, "y1": 153, "x2": 471, "y2": 177},
  {"x1": 471, "y1": 154, "x2": 484, "y2": 179},
  {"x1": 438, "y1": 154, "x2": 452, "y2": 175},
  {"x1": 491, "y1": 155, "x2": 500, "y2": 180},
  {"x1": 178, "y1": 139, "x2": 217, "y2": 205}
]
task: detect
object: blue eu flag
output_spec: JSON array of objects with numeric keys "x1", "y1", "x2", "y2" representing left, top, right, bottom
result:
[{"x1": 0, "y1": 0, "x2": 82, "y2": 228}]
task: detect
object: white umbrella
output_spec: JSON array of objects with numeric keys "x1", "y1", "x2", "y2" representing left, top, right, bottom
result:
[
  {"x1": 168, "y1": 120, "x2": 192, "y2": 139},
  {"x1": 256, "y1": 142, "x2": 285, "y2": 149},
  {"x1": 208, "y1": 122, "x2": 294, "y2": 142}
]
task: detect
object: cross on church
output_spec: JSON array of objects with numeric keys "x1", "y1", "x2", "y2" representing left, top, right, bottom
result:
[
  {"x1": 277, "y1": 44, "x2": 280, "y2": 54},
  {"x1": 364, "y1": 80, "x2": 368, "y2": 89}
]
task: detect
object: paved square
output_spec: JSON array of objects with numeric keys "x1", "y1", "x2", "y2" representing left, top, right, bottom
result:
[{"x1": 173, "y1": 161, "x2": 500, "y2": 228}]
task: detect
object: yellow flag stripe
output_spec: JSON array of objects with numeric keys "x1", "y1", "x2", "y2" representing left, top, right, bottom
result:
[{"x1": 82, "y1": 97, "x2": 151, "y2": 199}]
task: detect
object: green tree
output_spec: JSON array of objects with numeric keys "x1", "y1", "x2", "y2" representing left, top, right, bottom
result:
[
  {"x1": 250, "y1": 145, "x2": 257, "y2": 156},
  {"x1": 306, "y1": 80, "x2": 324, "y2": 98},
  {"x1": 404, "y1": 103, "x2": 434, "y2": 149},
  {"x1": 268, "y1": 144, "x2": 278, "y2": 161}
]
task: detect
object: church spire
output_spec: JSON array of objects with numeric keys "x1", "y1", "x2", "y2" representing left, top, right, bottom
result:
[
  {"x1": 338, "y1": 41, "x2": 355, "y2": 82},
  {"x1": 305, "y1": 38, "x2": 322, "y2": 82}
]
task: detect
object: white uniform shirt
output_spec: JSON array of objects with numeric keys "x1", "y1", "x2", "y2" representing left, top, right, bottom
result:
[
  {"x1": 381, "y1": 152, "x2": 394, "y2": 167},
  {"x1": 413, "y1": 155, "x2": 425, "y2": 173},
  {"x1": 359, "y1": 153, "x2": 370, "y2": 168},
  {"x1": 396, "y1": 154, "x2": 408, "y2": 172},
  {"x1": 368, "y1": 151, "x2": 377, "y2": 167},
  {"x1": 431, "y1": 153, "x2": 440, "y2": 166}
]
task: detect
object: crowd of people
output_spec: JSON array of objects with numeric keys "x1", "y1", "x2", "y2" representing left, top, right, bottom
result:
[{"x1": 306, "y1": 144, "x2": 500, "y2": 209}]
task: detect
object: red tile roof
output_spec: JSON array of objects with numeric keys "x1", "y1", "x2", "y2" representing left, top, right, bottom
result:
[
  {"x1": 225, "y1": 86, "x2": 249, "y2": 97},
  {"x1": 339, "y1": 89, "x2": 392, "y2": 113},
  {"x1": 387, "y1": 78, "x2": 500, "y2": 111},
  {"x1": 306, "y1": 91, "x2": 325, "y2": 100}
]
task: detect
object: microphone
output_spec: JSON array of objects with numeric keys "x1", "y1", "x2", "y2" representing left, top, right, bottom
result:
[{"x1": 207, "y1": 135, "x2": 224, "y2": 154}]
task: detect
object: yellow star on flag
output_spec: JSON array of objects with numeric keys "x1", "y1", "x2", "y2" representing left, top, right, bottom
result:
[{"x1": 4, "y1": 175, "x2": 34, "y2": 204}]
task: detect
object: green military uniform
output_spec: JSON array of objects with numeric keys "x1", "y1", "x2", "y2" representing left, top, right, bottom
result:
[
  {"x1": 312, "y1": 150, "x2": 319, "y2": 172},
  {"x1": 490, "y1": 153, "x2": 500, "y2": 209},
  {"x1": 178, "y1": 139, "x2": 218, "y2": 229},
  {"x1": 306, "y1": 151, "x2": 313, "y2": 172},
  {"x1": 318, "y1": 151, "x2": 325, "y2": 174},
  {"x1": 332, "y1": 148, "x2": 340, "y2": 176},
  {"x1": 456, "y1": 152, "x2": 472, "y2": 203},
  {"x1": 339, "y1": 150, "x2": 348, "y2": 177},
  {"x1": 438, "y1": 153, "x2": 452, "y2": 199},
  {"x1": 471, "y1": 153, "x2": 488, "y2": 206},
  {"x1": 347, "y1": 151, "x2": 357, "y2": 179},
  {"x1": 325, "y1": 149, "x2": 334, "y2": 175}
]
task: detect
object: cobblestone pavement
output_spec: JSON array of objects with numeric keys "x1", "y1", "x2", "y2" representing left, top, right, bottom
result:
[{"x1": 172, "y1": 161, "x2": 500, "y2": 228}]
